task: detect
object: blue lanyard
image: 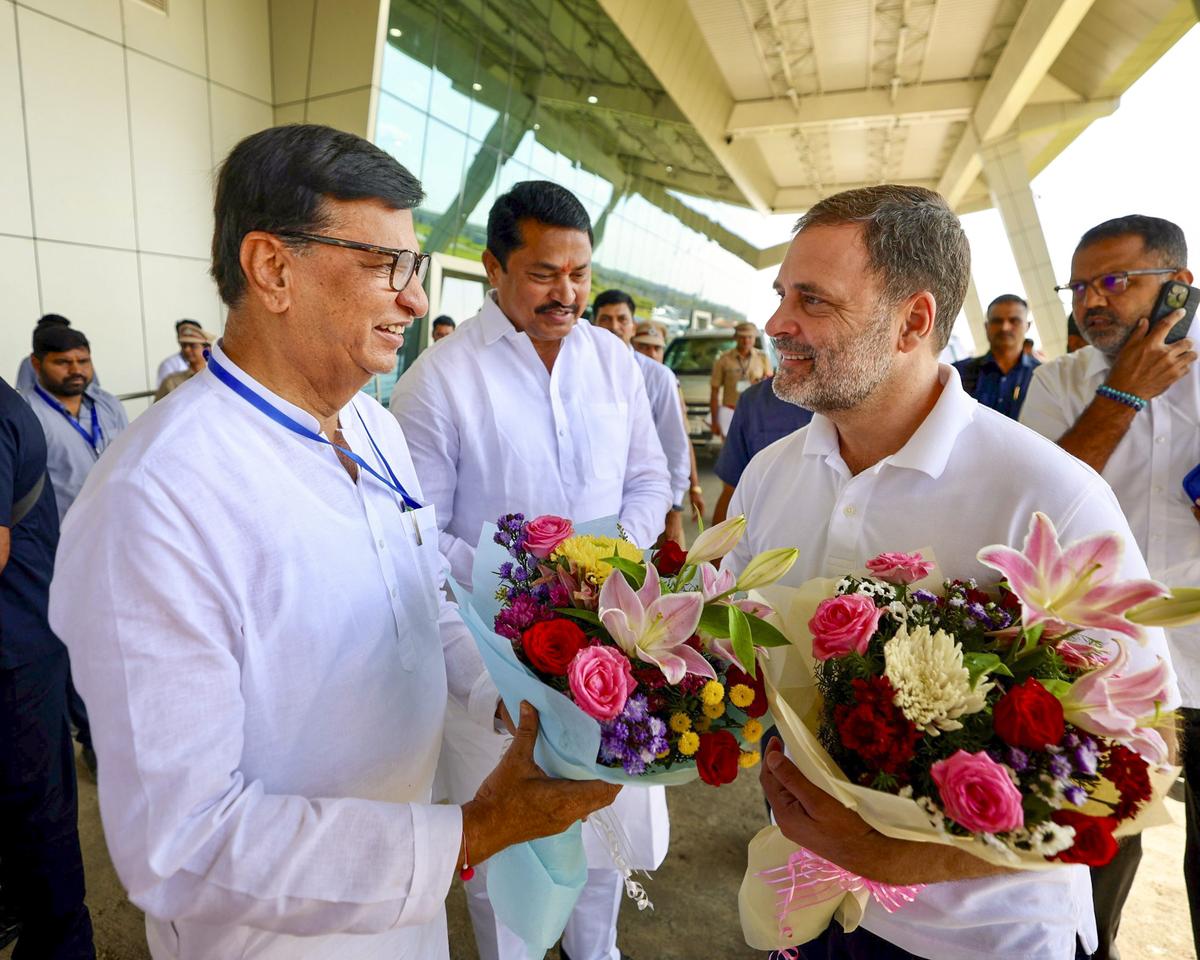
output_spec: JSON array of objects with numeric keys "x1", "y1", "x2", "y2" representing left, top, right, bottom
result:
[
  {"x1": 207, "y1": 356, "x2": 422, "y2": 511},
  {"x1": 34, "y1": 385, "x2": 102, "y2": 453}
]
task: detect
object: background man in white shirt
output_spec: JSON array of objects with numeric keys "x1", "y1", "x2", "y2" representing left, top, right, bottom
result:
[
  {"x1": 49, "y1": 124, "x2": 617, "y2": 960},
  {"x1": 593, "y1": 287, "x2": 701, "y2": 545},
  {"x1": 725, "y1": 184, "x2": 1179, "y2": 960},
  {"x1": 1020, "y1": 214, "x2": 1199, "y2": 960},
  {"x1": 391, "y1": 181, "x2": 671, "y2": 960}
]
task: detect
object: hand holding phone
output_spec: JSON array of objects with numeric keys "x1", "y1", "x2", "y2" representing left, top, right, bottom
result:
[{"x1": 1149, "y1": 280, "x2": 1198, "y2": 344}]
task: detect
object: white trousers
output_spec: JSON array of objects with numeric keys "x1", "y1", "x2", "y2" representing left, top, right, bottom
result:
[
  {"x1": 466, "y1": 863, "x2": 622, "y2": 960},
  {"x1": 716, "y1": 405, "x2": 735, "y2": 437}
]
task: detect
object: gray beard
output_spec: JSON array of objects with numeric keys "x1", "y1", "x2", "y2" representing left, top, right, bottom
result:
[{"x1": 771, "y1": 308, "x2": 896, "y2": 412}]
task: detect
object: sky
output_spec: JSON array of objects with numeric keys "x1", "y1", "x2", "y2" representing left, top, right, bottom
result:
[{"x1": 731, "y1": 23, "x2": 1200, "y2": 353}]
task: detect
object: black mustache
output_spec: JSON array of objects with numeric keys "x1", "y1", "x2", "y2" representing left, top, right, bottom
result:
[
  {"x1": 1083, "y1": 309, "x2": 1118, "y2": 324},
  {"x1": 536, "y1": 302, "x2": 576, "y2": 314},
  {"x1": 771, "y1": 337, "x2": 816, "y2": 359}
]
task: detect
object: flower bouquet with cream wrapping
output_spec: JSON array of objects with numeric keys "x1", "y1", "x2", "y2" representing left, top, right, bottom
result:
[
  {"x1": 455, "y1": 513, "x2": 796, "y2": 958},
  {"x1": 739, "y1": 512, "x2": 1196, "y2": 953}
]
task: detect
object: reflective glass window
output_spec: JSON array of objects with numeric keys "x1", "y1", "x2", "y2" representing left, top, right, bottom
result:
[
  {"x1": 421, "y1": 119, "x2": 469, "y2": 218},
  {"x1": 376, "y1": 93, "x2": 427, "y2": 176}
]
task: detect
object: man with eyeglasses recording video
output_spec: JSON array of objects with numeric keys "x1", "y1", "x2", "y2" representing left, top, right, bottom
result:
[{"x1": 1021, "y1": 214, "x2": 1200, "y2": 960}]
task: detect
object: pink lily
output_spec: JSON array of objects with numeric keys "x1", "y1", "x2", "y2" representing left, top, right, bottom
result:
[
  {"x1": 698, "y1": 562, "x2": 736, "y2": 602},
  {"x1": 1063, "y1": 641, "x2": 1173, "y2": 766},
  {"x1": 599, "y1": 564, "x2": 714, "y2": 684},
  {"x1": 976, "y1": 512, "x2": 1168, "y2": 643}
]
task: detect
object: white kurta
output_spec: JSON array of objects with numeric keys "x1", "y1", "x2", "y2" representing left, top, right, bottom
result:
[
  {"x1": 156, "y1": 351, "x2": 189, "y2": 387},
  {"x1": 49, "y1": 343, "x2": 497, "y2": 960},
  {"x1": 727, "y1": 364, "x2": 1179, "y2": 960},
  {"x1": 1020, "y1": 312, "x2": 1200, "y2": 707},
  {"x1": 390, "y1": 292, "x2": 673, "y2": 870}
]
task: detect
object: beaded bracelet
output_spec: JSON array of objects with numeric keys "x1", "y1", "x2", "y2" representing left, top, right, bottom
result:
[{"x1": 1096, "y1": 384, "x2": 1147, "y2": 412}]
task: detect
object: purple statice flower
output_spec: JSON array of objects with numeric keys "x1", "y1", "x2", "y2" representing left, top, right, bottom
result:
[
  {"x1": 1072, "y1": 741, "x2": 1099, "y2": 776},
  {"x1": 494, "y1": 593, "x2": 550, "y2": 641},
  {"x1": 499, "y1": 561, "x2": 514, "y2": 579},
  {"x1": 966, "y1": 602, "x2": 989, "y2": 623},
  {"x1": 1006, "y1": 746, "x2": 1030, "y2": 773},
  {"x1": 912, "y1": 589, "x2": 938, "y2": 605},
  {"x1": 599, "y1": 695, "x2": 669, "y2": 776},
  {"x1": 1064, "y1": 784, "x2": 1087, "y2": 807},
  {"x1": 1049, "y1": 754, "x2": 1072, "y2": 779},
  {"x1": 987, "y1": 606, "x2": 1013, "y2": 630},
  {"x1": 512, "y1": 567, "x2": 527, "y2": 582}
]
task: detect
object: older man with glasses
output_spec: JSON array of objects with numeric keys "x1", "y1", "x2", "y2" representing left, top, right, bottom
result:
[
  {"x1": 48, "y1": 123, "x2": 618, "y2": 960},
  {"x1": 1022, "y1": 214, "x2": 1199, "y2": 960}
]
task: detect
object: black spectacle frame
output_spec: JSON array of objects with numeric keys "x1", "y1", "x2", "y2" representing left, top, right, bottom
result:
[
  {"x1": 1054, "y1": 268, "x2": 1180, "y2": 301},
  {"x1": 276, "y1": 231, "x2": 431, "y2": 292}
]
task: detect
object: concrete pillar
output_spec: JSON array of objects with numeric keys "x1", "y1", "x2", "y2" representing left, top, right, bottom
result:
[
  {"x1": 978, "y1": 132, "x2": 1066, "y2": 357},
  {"x1": 962, "y1": 275, "x2": 988, "y2": 356}
]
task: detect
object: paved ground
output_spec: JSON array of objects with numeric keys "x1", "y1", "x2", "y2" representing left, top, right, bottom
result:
[{"x1": 5, "y1": 457, "x2": 1195, "y2": 960}]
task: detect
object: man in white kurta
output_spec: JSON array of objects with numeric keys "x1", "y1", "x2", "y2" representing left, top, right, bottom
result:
[
  {"x1": 729, "y1": 185, "x2": 1179, "y2": 960},
  {"x1": 47, "y1": 124, "x2": 619, "y2": 960},
  {"x1": 391, "y1": 181, "x2": 672, "y2": 960}
]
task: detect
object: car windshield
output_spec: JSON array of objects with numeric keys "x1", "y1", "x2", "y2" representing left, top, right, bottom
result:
[{"x1": 664, "y1": 336, "x2": 736, "y2": 375}]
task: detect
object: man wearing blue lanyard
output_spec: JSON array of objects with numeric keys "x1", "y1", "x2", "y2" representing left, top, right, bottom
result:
[
  {"x1": 952, "y1": 294, "x2": 1040, "y2": 419},
  {"x1": 22, "y1": 326, "x2": 127, "y2": 525},
  {"x1": 48, "y1": 123, "x2": 617, "y2": 960}
]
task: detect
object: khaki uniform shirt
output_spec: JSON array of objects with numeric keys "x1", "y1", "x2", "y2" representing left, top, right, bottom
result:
[{"x1": 710, "y1": 347, "x2": 771, "y2": 406}]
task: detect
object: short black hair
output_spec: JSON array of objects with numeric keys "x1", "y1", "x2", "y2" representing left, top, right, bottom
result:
[
  {"x1": 986, "y1": 294, "x2": 1028, "y2": 316},
  {"x1": 593, "y1": 289, "x2": 635, "y2": 315},
  {"x1": 34, "y1": 326, "x2": 89, "y2": 359},
  {"x1": 1077, "y1": 215, "x2": 1187, "y2": 268},
  {"x1": 487, "y1": 180, "x2": 592, "y2": 270},
  {"x1": 33, "y1": 314, "x2": 70, "y2": 350},
  {"x1": 211, "y1": 124, "x2": 425, "y2": 307},
  {"x1": 432, "y1": 314, "x2": 455, "y2": 329},
  {"x1": 175, "y1": 318, "x2": 199, "y2": 332}
]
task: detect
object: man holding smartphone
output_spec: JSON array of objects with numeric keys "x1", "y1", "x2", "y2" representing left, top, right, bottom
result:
[{"x1": 1020, "y1": 214, "x2": 1199, "y2": 960}]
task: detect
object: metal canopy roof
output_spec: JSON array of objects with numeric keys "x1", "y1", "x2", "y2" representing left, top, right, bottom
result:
[{"x1": 391, "y1": 0, "x2": 1196, "y2": 267}]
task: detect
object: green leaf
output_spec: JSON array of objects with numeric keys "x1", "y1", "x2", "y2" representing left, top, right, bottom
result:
[
  {"x1": 746, "y1": 613, "x2": 790, "y2": 648},
  {"x1": 1039, "y1": 678, "x2": 1072, "y2": 700},
  {"x1": 729, "y1": 604, "x2": 756, "y2": 678},
  {"x1": 603, "y1": 555, "x2": 645, "y2": 589},
  {"x1": 552, "y1": 607, "x2": 601, "y2": 626},
  {"x1": 962, "y1": 652, "x2": 1013, "y2": 688},
  {"x1": 698, "y1": 604, "x2": 732, "y2": 638}
]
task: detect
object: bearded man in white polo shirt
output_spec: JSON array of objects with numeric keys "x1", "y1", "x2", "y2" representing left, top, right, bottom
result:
[
  {"x1": 1020, "y1": 214, "x2": 1199, "y2": 960},
  {"x1": 723, "y1": 185, "x2": 1179, "y2": 960},
  {"x1": 391, "y1": 181, "x2": 672, "y2": 960}
]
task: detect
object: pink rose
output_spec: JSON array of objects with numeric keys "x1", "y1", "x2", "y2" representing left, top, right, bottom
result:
[
  {"x1": 931, "y1": 749, "x2": 1024, "y2": 834},
  {"x1": 865, "y1": 551, "x2": 934, "y2": 585},
  {"x1": 808, "y1": 594, "x2": 884, "y2": 660},
  {"x1": 525, "y1": 515, "x2": 575, "y2": 559},
  {"x1": 568, "y1": 646, "x2": 636, "y2": 721}
]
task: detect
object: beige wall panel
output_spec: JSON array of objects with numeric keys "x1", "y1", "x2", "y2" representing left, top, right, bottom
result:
[
  {"x1": 0, "y1": 236, "x2": 40, "y2": 380},
  {"x1": 210, "y1": 83, "x2": 273, "y2": 165},
  {"x1": 36, "y1": 240, "x2": 145, "y2": 394},
  {"x1": 19, "y1": 7, "x2": 135, "y2": 248},
  {"x1": 273, "y1": 100, "x2": 305, "y2": 125},
  {"x1": 307, "y1": 0, "x2": 379, "y2": 99},
  {"x1": 127, "y1": 52, "x2": 213, "y2": 259},
  {"x1": 207, "y1": 0, "x2": 271, "y2": 101},
  {"x1": 0, "y1": 2, "x2": 32, "y2": 236},
  {"x1": 138, "y1": 253, "x2": 220, "y2": 385},
  {"x1": 122, "y1": 0, "x2": 205, "y2": 76},
  {"x1": 303, "y1": 87, "x2": 371, "y2": 138},
  {"x1": 19, "y1": 0, "x2": 120, "y2": 42},
  {"x1": 270, "y1": 0, "x2": 314, "y2": 105}
]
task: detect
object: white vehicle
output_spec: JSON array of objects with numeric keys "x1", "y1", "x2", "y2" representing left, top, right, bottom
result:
[{"x1": 663, "y1": 328, "x2": 775, "y2": 442}]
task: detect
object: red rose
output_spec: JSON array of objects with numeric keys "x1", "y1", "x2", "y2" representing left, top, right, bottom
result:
[
  {"x1": 1051, "y1": 810, "x2": 1120, "y2": 866},
  {"x1": 724, "y1": 664, "x2": 768, "y2": 718},
  {"x1": 1104, "y1": 744, "x2": 1152, "y2": 821},
  {"x1": 696, "y1": 730, "x2": 741, "y2": 786},
  {"x1": 653, "y1": 540, "x2": 687, "y2": 576},
  {"x1": 521, "y1": 619, "x2": 588, "y2": 675},
  {"x1": 993, "y1": 678, "x2": 1065, "y2": 750},
  {"x1": 833, "y1": 677, "x2": 920, "y2": 775}
]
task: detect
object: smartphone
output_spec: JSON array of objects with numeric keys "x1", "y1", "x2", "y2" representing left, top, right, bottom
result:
[
  {"x1": 1149, "y1": 280, "x2": 1198, "y2": 344},
  {"x1": 1185, "y1": 463, "x2": 1200, "y2": 505}
]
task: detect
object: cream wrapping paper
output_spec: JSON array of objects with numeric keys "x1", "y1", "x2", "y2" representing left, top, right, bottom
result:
[{"x1": 739, "y1": 579, "x2": 1179, "y2": 952}]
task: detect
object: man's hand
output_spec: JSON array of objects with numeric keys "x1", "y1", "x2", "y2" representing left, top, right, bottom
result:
[
  {"x1": 461, "y1": 702, "x2": 621, "y2": 869},
  {"x1": 760, "y1": 739, "x2": 1009, "y2": 885},
  {"x1": 689, "y1": 486, "x2": 706, "y2": 521},
  {"x1": 663, "y1": 510, "x2": 685, "y2": 547},
  {"x1": 1105, "y1": 311, "x2": 1196, "y2": 401}
]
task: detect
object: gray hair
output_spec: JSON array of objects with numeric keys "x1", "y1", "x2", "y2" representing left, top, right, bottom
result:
[{"x1": 794, "y1": 185, "x2": 970, "y2": 350}]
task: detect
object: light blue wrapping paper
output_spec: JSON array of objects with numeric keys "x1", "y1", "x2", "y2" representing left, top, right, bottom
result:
[{"x1": 455, "y1": 519, "x2": 699, "y2": 958}]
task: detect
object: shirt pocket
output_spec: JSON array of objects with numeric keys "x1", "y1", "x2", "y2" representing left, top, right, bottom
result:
[{"x1": 583, "y1": 401, "x2": 629, "y2": 479}]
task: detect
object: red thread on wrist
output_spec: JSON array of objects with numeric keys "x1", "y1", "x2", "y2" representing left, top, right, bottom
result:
[{"x1": 459, "y1": 834, "x2": 475, "y2": 882}]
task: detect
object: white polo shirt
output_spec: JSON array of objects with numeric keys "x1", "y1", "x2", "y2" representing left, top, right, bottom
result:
[
  {"x1": 726, "y1": 363, "x2": 1178, "y2": 960},
  {"x1": 1021, "y1": 312, "x2": 1200, "y2": 706}
]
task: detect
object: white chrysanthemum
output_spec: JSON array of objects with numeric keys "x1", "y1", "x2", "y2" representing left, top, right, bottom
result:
[
  {"x1": 1010, "y1": 822, "x2": 1077, "y2": 857},
  {"x1": 883, "y1": 624, "x2": 992, "y2": 734}
]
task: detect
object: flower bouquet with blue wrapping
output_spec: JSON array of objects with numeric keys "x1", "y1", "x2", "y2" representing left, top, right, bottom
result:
[{"x1": 454, "y1": 513, "x2": 797, "y2": 956}]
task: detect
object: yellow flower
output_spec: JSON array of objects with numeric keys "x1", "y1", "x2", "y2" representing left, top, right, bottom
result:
[
  {"x1": 742, "y1": 719, "x2": 763, "y2": 743},
  {"x1": 693, "y1": 715, "x2": 712, "y2": 733},
  {"x1": 702, "y1": 700, "x2": 725, "y2": 719},
  {"x1": 739, "y1": 750, "x2": 761, "y2": 768},
  {"x1": 700, "y1": 679, "x2": 725, "y2": 706},
  {"x1": 550, "y1": 535, "x2": 643, "y2": 585},
  {"x1": 669, "y1": 712, "x2": 692, "y2": 733},
  {"x1": 656, "y1": 747, "x2": 671, "y2": 759},
  {"x1": 729, "y1": 683, "x2": 755, "y2": 709},
  {"x1": 678, "y1": 731, "x2": 700, "y2": 755}
]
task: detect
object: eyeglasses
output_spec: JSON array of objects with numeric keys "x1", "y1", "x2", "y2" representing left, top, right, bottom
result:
[
  {"x1": 276, "y1": 232, "x2": 431, "y2": 293},
  {"x1": 1054, "y1": 268, "x2": 1180, "y2": 301}
]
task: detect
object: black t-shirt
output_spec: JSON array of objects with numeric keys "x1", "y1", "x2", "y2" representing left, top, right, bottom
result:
[{"x1": 0, "y1": 376, "x2": 63, "y2": 667}]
